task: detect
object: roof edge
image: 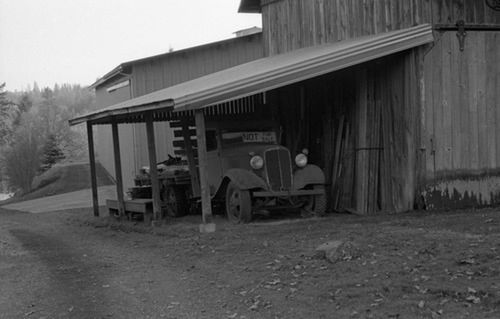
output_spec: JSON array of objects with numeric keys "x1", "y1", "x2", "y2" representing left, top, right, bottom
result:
[
  {"x1": 238, "y1": 0, "x2": 261, "y2": 13},
  {"x1": 89, "y1": 32, "x2": 263, "y2": 90}
]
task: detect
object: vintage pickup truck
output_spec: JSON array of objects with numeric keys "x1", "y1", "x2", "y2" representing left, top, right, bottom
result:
[{"x1": 130, "y1": 119, "x2": 326, "y2": 223}]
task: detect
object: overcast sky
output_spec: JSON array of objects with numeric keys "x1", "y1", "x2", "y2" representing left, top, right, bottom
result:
[{"x1": 0, "y1": 0, "x2": 261, "y2": 91}]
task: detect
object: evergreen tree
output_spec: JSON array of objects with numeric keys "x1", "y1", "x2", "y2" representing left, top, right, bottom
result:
[{"x1": 39, "y1": 134, "x2": 65, "y2": 172}]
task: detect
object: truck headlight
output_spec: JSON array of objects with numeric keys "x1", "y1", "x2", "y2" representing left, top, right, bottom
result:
[
  {"x1": 295, "y1": 153, "x2": 308, "y2": 168},
  {"x1": 250, "y1": 155, "x2": 264, "y2": 170}
]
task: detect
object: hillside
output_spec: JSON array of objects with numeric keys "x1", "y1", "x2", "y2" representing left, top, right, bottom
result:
[{"x1": 1, "y1": 161, "x2": 114, "y2": 205}]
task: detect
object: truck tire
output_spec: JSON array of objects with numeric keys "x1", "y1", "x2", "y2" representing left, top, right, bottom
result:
[
  {"x1": 162, "y1": 185, "x2": 188, "y2": 217},
  {"x1": 303, "y1": 185, "x2": 326, "y2": 216},
  {"x1": 225, "y1": 181, "x2": 252, "y2": 223}
]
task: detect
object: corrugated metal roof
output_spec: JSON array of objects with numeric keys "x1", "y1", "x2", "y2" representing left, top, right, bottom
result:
[
  {"x1": 88, "y1": 33, "x2": 262, "y2": 90},
  {"x1": 70, "y1": 24, "x2": 433, "y2": 126}
]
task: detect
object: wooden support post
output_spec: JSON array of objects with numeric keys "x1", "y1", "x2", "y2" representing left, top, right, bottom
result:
[
  {"x1": 195, "y1": 110, "x2": 215, "y2": 233},
  {"x1": 145, "y1": 113, "x2": 162, "y2": 224},
  {"x1": 111, "y1": 120, "x2": 125, "y2": 218},
  {"x1": 181, "y1": 118, "x2": 200, "y2": 197},
  {"x1": 86, "y1": 121, "x2": 99, "y2": 217}
]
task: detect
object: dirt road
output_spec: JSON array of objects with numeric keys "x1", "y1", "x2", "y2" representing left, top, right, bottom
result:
[{"x1": 1, "y1": 207, "x2": 500, "y2": 318}]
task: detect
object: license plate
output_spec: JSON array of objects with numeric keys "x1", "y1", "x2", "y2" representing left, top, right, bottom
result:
[{"x1": 241, "y1": 132, "x2": 277, "y2": 143}]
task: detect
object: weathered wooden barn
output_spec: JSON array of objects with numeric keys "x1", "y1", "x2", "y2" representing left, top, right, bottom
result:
[
  {"x1": 239, "y1": 0, "x2": 500, "y2": 213},
  {"x1": 90, "y1": 31, "x2": 263, "y2": 187},
  {"x1": 71, "y1": 0, "x2": 499, "y2": 225}
]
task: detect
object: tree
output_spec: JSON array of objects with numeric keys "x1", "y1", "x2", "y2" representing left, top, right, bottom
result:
[
  {"x1": 12, "y1": 93, "x2": 32, "y2": 126},
  {"x1": 39, "y1": 134, "x2": 65, "y2": 172},
  {"x1": 0, "y1": 83, "x2": 18, "y2": 145},
  {"x1": 0, "y1": 83, "x2": 96, "y2": 193},
  {"x1": 1, "y1": 113, "x2": 42, "y2": 193}
]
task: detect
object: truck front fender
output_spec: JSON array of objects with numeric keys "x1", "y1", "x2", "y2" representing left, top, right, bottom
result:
[
  {"x1": 213, "y1": 168, "x2": 269, "y2": 199},
  {"x1": 293, "y1": 164, "x2": 325, "y2": 190},
  {"x1": 224, "y1": 168, "x2": 268, "y2": 190}
]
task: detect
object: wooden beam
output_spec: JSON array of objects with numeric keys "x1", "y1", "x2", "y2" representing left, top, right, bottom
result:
[
  {"x1": 86, "y1": 121, "x2": 99, "y2": 217},
  {"x1": 181, "y1": 118, "x2": 201, "y2": 197},
  {"x1": 145, "y1": 113, "x2": 162, "y2": 222},
  {"x1": 111, "y1": 120, "x2": 125, "y2": 218},
  {"x1": 195, "y1": 110, "x2": 215, "y2": 233}
]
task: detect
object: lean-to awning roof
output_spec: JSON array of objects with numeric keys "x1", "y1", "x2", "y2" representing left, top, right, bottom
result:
[{"x1": 70, "y1": 24, "x2": 433, "y2": 126}]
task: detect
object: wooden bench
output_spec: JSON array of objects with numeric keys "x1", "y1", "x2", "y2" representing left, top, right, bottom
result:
[{"x1": 106, "y1": 199, "x2": 153, "y2": 223}]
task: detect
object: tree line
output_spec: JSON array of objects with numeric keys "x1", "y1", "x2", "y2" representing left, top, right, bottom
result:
[{"x1": 0, "y1": 82, "x2": 96, "y2": 194}]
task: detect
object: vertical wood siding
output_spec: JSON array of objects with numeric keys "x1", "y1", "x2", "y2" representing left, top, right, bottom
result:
[
  {"x1": 260, "y1": 0, "x2": 499, "y2": 211},
  {"x1": 423, "y1": 31, "x2": 500, "y2": 208},
  {"x1": 261, "y1": 0, "x2": 500, "y2": 56},
  {"x1": 271, "y1": 50, "x2": 422, "y2": 214},
  {"x1": 261, "y1": 0, "x2": 429, "y2": 56},
  {"x1": 431, "y1": 0, "x2": 500, "y2": 25}
]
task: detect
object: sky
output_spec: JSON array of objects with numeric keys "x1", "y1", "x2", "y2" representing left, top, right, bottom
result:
[{"x1": 0, "y1": 0, "x2": 262, "y2": 92}]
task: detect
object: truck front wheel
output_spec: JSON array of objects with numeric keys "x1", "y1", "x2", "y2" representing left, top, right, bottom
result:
[
  {"x1": 225, "y1": 181, "x2": 252, "y2": 223},
  {"x1": 302, "y1": 185, "x2": 326, "y2": 216}
]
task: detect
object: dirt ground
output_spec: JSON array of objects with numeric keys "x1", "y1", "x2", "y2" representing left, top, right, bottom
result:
[{"x1": 1, "y1": 206, "x2": 500, "y2": 319}]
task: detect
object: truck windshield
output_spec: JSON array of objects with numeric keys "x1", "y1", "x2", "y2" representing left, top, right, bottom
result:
[{"x1": 222, "y1": 131, "x2": 277, "y2": 146}]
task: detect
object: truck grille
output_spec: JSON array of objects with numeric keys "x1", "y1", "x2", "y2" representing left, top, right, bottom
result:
[{"x1": 264, "y1": 148, "x2": 292, "y2": 191}]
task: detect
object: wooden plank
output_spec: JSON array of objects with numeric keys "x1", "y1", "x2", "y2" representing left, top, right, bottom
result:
[
  {"x1": 423, "y1": 40, "x2": 435, "y2": 180},
  {"x1": 448, "y1": 30, "x2": 460, "y2": 170},
  {"x1": 86, "y1": 121, "x2": 99, "y2": 217},
  {"x1": 195, "y1": 110, "x2": 213, "y2": 225},
  {"x1": 495, "y1": 33, "x2": 500, "y2": 168},
  {"x1": 485, "y1": 32, "x2": 497, "y2": 168},
  {"x1": 331, "y1": 116, "x2": 345, "y2": 210},
  {"x1": 432, "y1": 33, "x2": 444, "y2": 172},
  {"x1": 173, "y1": 139, "x2": 197, "y2": 148},
  {"x1": 475, "y1": 32, "x2": 488, "y2": 169},
  {"x1": 468, "y1": 32, "x2": 479, "y2": 170},
  {"x1": 422, "y1": 0, "x2": 432, "y2": 23},
  {"x1": 452, "y1": 0, "x2": 465, "y2": 22},
  {"x1": 182, "y1": 118, "x2": 201, "y2": 197},
  {"x1": 473, "y1": 0, "x2": 485, "y2": 24},
  {"x1": 174, "y1": 128, "x2": 196, "y2": 138},
  {"x1": 390, "y1": 57, "x2": 406, "y2": 212},
  {"x1": 355, "y1": 69, "x2": 369, "y2": 214},
  {"x1": 111, "y1": 120, "x2": 125, "y2": 218},
  {"x1": 169, "y1": 119, "x2": 195, "y2": 128},
  {"x1": 145, "y1": 112, "x2": 162, "y2": 222},
  {"x1": 441, "y1": 32, "x2": 453, "y2": 171},
  {"x1": 367, "y1": 70, "x2": 380, "y2": 213},
  {"x1": 415, "y1": 48, "x2": 427, "y2": 198},
  {"x1": 458, "y1": 30, "x2": 471, "y2": 170},
  {"x1": 404, "y1": 51, "x2": 417, "y2": 211},
  {"x1": 464, "y1": 0, "x2": 475, "y2": 23},
  {"x1": 380, "y1": 66, "x2": 395, "y2": 213}
]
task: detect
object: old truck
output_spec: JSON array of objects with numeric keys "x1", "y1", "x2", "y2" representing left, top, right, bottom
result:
[{"x1": 129, "y1": 119, "x2": 326, "y2": 223}]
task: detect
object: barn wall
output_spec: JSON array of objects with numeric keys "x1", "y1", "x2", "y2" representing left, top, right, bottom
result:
[
  {"x1": 422, "y1": 30, "x2": 500, "y2": 209},
  {"x1": 261, "y1": 0, "x2": 430, "y2": 56},
  {"x1": 260, "y1": 0, "x2": 500, "y2": 57},
  {"x1": 270, "y1": 50, "x2": 423, "y2": 214},
  {"x1": 131, "y1": 33, "x2": 264, "y2": 171},
  {"x1": 259, "y1": 0, "x2": 500, "y2": 211},
  {"x1": 94, "y1": 77, "x2": 137, "y2": 188},
  {"x1": 430, "y1": 0, "x2": 500, "y2": 25}
]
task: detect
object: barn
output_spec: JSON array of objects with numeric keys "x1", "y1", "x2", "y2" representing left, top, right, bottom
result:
[
  {"x1": 89, "y1": 31, "x2": 263, "y2": 188},
  {"x1": 70, "y1": 0, "x2": 500, "y2": 228}
]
